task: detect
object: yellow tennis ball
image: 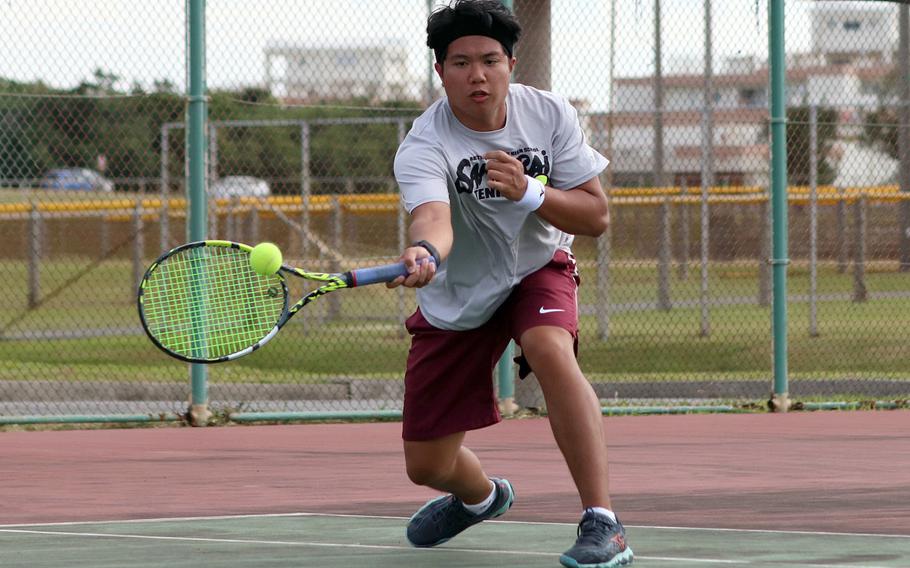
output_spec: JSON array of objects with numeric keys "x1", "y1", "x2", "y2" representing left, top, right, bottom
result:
[{"x1": 249, "y1": 242, "x2": 283, "y2": 275}]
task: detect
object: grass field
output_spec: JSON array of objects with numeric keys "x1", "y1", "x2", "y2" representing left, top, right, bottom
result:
[{"x1": 1, "y1": 258, "x2": 908, "y2": 396}]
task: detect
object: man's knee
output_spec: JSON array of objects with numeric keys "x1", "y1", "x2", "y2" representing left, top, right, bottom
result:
[
  {"x1": 403, "y1": 437, "x2": 461, "y2": 486},
  {"x1": 520, "y1": 327, "x2": 576, "y2": 367},
  {"x1": 405, "y1": 458, "x2": 449, "y2": 487}
]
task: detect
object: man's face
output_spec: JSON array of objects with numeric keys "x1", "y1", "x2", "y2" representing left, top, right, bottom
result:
[{"x1": 435, "y1": 35, "x2": 515, "y2": 132}]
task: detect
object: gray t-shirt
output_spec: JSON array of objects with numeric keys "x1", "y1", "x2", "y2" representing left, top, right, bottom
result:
[{"x1": 394, "y1": 83, "x2": 608, "y2": 331}]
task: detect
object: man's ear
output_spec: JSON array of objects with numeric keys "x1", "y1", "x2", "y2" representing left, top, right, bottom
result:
[{"x1": 434, "y1": 62, "x2": 445, "y2": 85}]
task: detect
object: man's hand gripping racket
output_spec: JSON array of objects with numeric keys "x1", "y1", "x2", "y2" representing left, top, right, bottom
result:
[{"x1": 137, "y1": 240, "x2": 433, "y2": 363}]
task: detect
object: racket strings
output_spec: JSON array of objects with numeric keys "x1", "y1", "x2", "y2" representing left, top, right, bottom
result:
[{"x1": 141, "y1": 245, "x2": 285, "y2": 359}]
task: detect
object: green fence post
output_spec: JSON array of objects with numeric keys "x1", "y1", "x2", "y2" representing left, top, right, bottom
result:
[
  {"x1": 769, "y1": 0, "x2": 789, "y2": 412},
  {"x1": 497, "y1": 342, "x2": 517, "y2": 415},
  {"x1": 186, "y1": 0, "x2": 211, "y2": 425},
  {"x1": 495, "y1": 0, "x2": 517, "y2": 414}
]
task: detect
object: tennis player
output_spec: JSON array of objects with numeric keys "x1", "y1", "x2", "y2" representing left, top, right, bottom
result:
[{"x1": 389, "y1": 1, "x2": 633, "y2": 566}]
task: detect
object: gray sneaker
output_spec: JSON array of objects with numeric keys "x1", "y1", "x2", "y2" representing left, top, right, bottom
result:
[
  {"x1": 405, "y1": 477, "x2": 515, "y2": 547},
  {"x1": 560, "y1": 510, "x2": 634, "y2": 567}
]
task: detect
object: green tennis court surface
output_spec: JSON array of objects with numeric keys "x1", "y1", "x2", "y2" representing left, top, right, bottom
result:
[{"x1": 2, "y1": 513, "x2": 908, "y2": 567}]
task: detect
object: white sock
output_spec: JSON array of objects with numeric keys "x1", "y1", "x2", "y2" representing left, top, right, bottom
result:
[
  {"x1": 584, "y1": 507, "x2": 617, "y2": 522},
  {"x1": 462, "y1": 481, "x2": 497, "y2": 514}
]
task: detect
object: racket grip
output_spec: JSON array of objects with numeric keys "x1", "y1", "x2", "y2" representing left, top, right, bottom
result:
[{"x1": 349, "y1": 259, "x2": 434, "y2": 287}]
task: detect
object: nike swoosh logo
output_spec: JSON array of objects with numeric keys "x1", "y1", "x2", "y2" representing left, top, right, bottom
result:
[{"x1": 539, "y1": 307, "x2": 565, "y2": 314}]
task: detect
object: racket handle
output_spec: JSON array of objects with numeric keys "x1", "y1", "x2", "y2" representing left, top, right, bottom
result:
[{"x1": 348, "y1": 259, "x2": 434, "y2": 287}]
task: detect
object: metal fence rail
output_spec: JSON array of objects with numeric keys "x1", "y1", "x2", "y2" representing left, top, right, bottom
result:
[
  {"x1": 1, "y1": 1, "x2": 909, "y2": 423},
  {"x1": 1, "y1": 186, "x2": 907, "y2": 421}
]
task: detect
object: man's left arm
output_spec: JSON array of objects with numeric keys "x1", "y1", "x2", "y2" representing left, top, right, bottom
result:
[
  {"x1": 534, "y1": 176, "x2": 608, "y2": 237},
  {"x1": 484, "y1": 144, "x2": 609, "y2": 239}
]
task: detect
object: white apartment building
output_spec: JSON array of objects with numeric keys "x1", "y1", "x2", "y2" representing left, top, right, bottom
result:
[
  {"x1": 265, "y1": 41, "x2": 413, "y2": 103},
  {"x1": 599, "y1": 3, "x2": 899, "y2": 187}
]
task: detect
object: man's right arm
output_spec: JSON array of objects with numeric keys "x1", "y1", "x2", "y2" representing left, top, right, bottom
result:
[{"x1": 388, "y1": 201, "x2": 452, "y2": 289}]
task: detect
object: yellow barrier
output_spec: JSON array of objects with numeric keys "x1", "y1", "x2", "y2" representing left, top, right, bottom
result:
[
  {"x1": 610, "y1": 188, "x2": 910, "y2": 206},
  {"x1": 608, "y1": 185, "x2": 763, "y2": 196},
  {"x1": 1, "y1": 187, "x2": 908, "y2": 216}
]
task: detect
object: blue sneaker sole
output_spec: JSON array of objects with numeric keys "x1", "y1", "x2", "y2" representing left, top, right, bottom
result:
[
  {"x1": 559, "y1": 546, "x2": 634, "y2": 568},
  {"x1": 406, "y1": 495, "x2": 451, "y2": 548}
]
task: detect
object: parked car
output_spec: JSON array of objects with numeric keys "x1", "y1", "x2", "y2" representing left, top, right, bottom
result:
[
  {"x1": 40, "y1": 168, "x2": 115, "y2": 192},
  {"x1": 209, "y1": 176, "x2": 270, "y2": 198}
]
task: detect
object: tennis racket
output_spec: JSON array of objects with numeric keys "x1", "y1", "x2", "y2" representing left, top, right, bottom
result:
[{"x1": 137, "y1": 239, "x2": 429, "y2": 363}]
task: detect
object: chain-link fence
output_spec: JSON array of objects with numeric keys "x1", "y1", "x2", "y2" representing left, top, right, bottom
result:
[{"x1": 1, "y1": 1, "x2": 908, "y2": 423}]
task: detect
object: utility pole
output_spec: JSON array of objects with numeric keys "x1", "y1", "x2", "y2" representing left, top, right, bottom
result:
[
  {"x1": 702, "y1": 0, "x2": 714, "y2": 191},
  {"x1": 899, "y1": 4, "x2": 910, "y2": 271},
  {"x1": 654, "y1": 0, "x2": 666, "y2": 188},
  {"x1": 426, "y1": 0, "x2": 436, "y2": 106},
  {"x1": 513, "y1": 0, "x2": 551, "y2": 90}
]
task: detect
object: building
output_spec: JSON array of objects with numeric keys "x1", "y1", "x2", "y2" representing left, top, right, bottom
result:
[
  {"x1": 812, "y1": 2, "x2": 896, "y2": 66},
  {"x1": 597, "y1": 2, "x2": 900, "y2": 187},
  {"x1": 265, "y1": 41, "x2": 414, "y2": 103}
]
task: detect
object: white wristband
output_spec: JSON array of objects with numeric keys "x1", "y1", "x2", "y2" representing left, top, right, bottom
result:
[{"x1": 517, "y1": 175, "x2": 546, "y2": 212}]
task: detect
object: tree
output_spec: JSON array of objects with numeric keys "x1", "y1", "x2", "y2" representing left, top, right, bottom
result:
[
  {"x1": 1, "y1": 69, "x2": 421, "y2": 192},
  {"x1": 862, "y1": 80, "x2": 901, "y2": 161},
  {"x1": 783, "y1": 106, "x2": 838, "y2": 186}
]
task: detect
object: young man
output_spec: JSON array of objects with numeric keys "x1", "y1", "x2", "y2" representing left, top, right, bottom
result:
[{"x1": 389, "y1": 1, "x2": 633, "y2": 566}]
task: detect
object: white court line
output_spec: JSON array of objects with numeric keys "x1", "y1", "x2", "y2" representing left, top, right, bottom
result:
[
  {"x1": 0, "y1": 511, "x2": 404, "y2": 528},
  {"x1": 1, "y1": 514, "x2": 907, "y2": 568},
  {"x1": 0, "y1": 528, "x2": 744, "y2": 565},
  {"x1": 622, "y1": 523, "x2": 910, "y2": 540},
  {"x1": 1, "y1": 527, "x2": 903, "y2": 568},
  {"x1": 1, "y1": 511, "x2": 907, "y2": 540}
]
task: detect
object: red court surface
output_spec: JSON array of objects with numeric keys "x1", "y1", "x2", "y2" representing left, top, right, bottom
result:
[{"x1": 1, "y1": 411, "x2": 908, "y2": 536}]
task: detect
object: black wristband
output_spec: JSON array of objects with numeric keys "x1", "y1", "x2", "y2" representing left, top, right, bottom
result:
[{"x1": 412, "y1": 240, "x2": 441, "y2": 266}]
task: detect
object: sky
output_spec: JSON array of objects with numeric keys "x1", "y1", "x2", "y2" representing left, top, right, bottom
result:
[{"x1": 0, "y1": 1, "x2": 833, "y2": 111}]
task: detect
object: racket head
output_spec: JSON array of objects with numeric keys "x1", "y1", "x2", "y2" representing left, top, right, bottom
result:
[{"x1": 137, "y1": 240, "x2": 289, "y2": 363}]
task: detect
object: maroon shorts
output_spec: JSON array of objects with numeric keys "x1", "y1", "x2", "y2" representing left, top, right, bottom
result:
[{"x1": 402, "y1": 250, "x2": 579, "y2": 441}]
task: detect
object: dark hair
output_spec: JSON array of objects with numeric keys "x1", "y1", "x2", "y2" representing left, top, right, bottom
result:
[{"x1": 427, "y1": 0, "x2": 522, "y2": 64}]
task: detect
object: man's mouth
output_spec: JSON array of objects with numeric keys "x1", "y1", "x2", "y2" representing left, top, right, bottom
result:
[{"x1": 470, "y1": 90, "x2": 489, "y2": 102}]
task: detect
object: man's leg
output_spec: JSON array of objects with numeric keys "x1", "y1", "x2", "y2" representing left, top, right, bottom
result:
[
  {"x1": 519, "y1": 325, "x2": 611, "y2": 508},
  {"x1": 400, "y1": 309, "x2": 516, "y2": 548},
  {"x1": 403, "y1": 432, "x2": 515, "y2": 547},
  {"x1": 520, "y1": 325, "x2": 633, "y2": 567},
  {"x1": 403, "y1": 431, "x2": 493, "y2": 504},
  {"x1": 510, "y1": 253, "x2": 633, "y2": 566}
]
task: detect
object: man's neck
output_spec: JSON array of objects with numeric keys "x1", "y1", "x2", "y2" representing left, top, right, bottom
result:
[{"x1": 450, "y1": 104, "x2": 507, "y2": 132}]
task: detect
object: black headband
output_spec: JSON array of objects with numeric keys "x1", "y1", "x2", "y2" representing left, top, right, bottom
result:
[{"x1": 433, "y1": 16, "x2": 515, "y2": 62}]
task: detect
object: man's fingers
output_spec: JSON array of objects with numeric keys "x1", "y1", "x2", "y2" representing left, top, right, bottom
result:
[
  {"x1": 390, "y1": 255, "x2": 436, "y2": 289},
  {"x1": 483, "y1": 150, "x2": 510, "y2": 162}
]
